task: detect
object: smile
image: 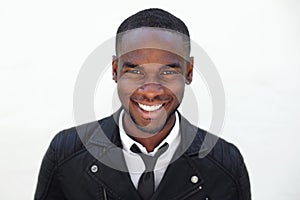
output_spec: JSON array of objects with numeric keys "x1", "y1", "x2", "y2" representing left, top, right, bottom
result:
[{"x1": 138, "y1": 103, "x2": 163, "y2": 112}]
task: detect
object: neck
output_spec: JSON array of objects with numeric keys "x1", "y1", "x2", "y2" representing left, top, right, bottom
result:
[{"x1": 123, "y1": 113, "x2": 176, "y2": 152}]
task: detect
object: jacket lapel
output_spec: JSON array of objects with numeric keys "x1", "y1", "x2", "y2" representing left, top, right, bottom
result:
[
  {"x1": 151, "y1": 154, "x2": 204, "y2": 200},
  {"x1": 86, "y1": 153, "x2": 141, "y2": 200},
  {"x1": 84, "y1": 109, "x2": 141, "y2": 200}
]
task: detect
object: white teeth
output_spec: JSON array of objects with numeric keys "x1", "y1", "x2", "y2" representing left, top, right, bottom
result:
[{"x1": 138, "y1": 103, "x2": 163, "y2": 112}]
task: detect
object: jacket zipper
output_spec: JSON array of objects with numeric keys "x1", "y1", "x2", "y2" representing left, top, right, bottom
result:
[
  {"x1": 103, "y1": 188, "x2": 108, "y2": 200},
  {"x1": 177, "y1": 186, "x2": 202, "y2": 200}
]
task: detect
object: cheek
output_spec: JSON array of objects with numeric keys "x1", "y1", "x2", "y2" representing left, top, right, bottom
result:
[
  {"x1": 174, "y1": 86, "x2": 185, "y2": 103},
  {"x1": 164, "y1": 81, "x2": 185, "y2": 102},
  {"x1": 117, "y1": 78, "x2": 138, "y2": 102}
]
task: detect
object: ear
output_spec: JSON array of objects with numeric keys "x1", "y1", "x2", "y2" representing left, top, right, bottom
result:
[
  {"x1": 112, "y1": 55, "x2": 118, "y2": 83},
  {"x1": 185, "y1": 56, "x2": 194, "y2": 85}
]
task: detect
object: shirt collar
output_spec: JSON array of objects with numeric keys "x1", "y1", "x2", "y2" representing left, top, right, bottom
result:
[{"x1": 119, "y1": 110, "x2": 180, "y2": 156}]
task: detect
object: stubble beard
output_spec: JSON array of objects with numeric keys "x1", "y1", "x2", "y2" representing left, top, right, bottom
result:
[{"x1": 125, "y1": 107, "x2": 177, "y2": 135}]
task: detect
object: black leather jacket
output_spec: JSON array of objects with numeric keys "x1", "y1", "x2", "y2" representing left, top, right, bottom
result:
[{"x1": 35, "y1": 112, "x2": 251, "y2": 200}]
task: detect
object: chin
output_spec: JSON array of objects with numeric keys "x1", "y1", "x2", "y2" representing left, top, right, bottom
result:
[
  {"x1": 135, "y1": 123, "x2": 166, "y2": 135},
  {"x1": 130, "y1": 111, "x2": 175, "y2": 135}
]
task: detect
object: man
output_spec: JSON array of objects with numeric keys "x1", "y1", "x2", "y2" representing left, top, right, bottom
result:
[{"x1": 35, "y1": 8, "x2": 251, "y2": 200}]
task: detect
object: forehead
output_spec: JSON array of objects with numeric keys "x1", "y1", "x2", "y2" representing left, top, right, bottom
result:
[
  {"x1": 117, "y1": 27, "x2": 190, "y2": 60},
  {"x1": 119, "y1": 49, "x2": 186, "y2": 66}
]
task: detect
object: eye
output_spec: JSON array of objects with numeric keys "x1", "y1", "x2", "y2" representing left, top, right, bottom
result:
[
  {"x1": 127, "y1": 69, "x2": 143, "y2": 75},
  {"x1": 161, "y1": 70, "x2": 178, "y2": 75}
]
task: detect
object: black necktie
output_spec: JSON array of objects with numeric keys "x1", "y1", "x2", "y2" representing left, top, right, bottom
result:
[{"x1": 130, "y1": 143, "x2": 169, "y2": 200}]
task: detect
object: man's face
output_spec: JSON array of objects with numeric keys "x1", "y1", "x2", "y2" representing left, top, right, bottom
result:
[{"x1": 113, "y1": 28, "x2": 193, "y2": 135}]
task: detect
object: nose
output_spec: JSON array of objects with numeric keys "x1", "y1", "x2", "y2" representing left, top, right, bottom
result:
[{"x1": 138, "y1": 83, "x2": 164, "y2": 100}]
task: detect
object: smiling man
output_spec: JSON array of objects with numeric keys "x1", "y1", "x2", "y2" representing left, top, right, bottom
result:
[
  {"x1": 114, "y1": 27, "x2": 193, "y2": 152},
  {"x1": 35, "y1": 8, "x2": 251, "y2": 200}
]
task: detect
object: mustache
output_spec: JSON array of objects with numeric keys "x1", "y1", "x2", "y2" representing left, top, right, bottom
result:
[{"x1": 131, "y1": 95, "x2": 172, "y2": 102}]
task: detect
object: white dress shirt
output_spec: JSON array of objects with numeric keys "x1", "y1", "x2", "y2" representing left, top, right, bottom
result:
[{"x1": 119, "y1": 110, "x2": 181, "y2": 190}]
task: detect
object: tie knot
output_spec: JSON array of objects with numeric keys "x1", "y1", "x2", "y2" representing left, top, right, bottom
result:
[{"x1": 130, "y1": 143, "x2": 169, "y2": 172}]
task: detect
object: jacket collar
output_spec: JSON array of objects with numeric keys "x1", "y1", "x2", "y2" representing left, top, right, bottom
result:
[{"x1": 87, "y1": 108, "x2": 211, "y2": 158}]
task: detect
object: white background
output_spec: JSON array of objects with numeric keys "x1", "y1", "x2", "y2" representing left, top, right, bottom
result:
[{"x1": 1, "y1": 0, "x2": 300, "y2": 199}]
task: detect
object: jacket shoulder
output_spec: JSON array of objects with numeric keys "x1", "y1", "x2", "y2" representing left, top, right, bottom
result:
[
  {"x1": 203, "y1": 132, "x2": 251, "y2": 199},
  {"x1": 207, "y1": 134, "x2": 245, "y2": 176},
  {"x1": 186, "y1": 123, "x2": 246, "y2": 177},
  {"x1": 50, "y1": 116, "x2": 112, "y2": 165}
]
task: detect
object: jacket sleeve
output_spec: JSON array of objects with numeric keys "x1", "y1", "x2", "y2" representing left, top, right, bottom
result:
[
  {"x1": 233, "y1": 146, "x2": 251, "y2": 200},
  {"x1": 34, "y1": 133, "x2": 65, "y2": 200},
  {"x1": 238, "y1": 159, "x2": 251, "y2": 200}
]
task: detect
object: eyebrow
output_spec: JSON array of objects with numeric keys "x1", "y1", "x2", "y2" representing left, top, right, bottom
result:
[
  {"x1": 122, "y1": 61, "x2": 138, "y2": 68},
  {"x1": 122, "y1": 62, "x2": 182, "y2": 69},
  {"x1": 165, "y1": 62, "x2": 182, "y2": 68}
]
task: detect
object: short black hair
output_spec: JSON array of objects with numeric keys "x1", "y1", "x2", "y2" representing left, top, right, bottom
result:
[{"x1": 117, "y1": 8, "x2": 190, "y2": 37}]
